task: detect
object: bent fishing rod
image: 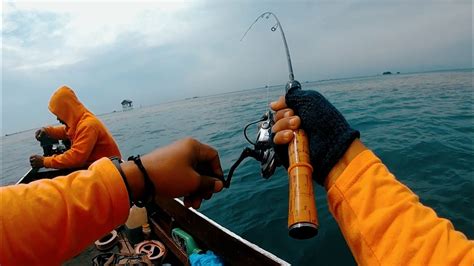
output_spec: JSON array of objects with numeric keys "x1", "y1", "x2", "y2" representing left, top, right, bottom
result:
[{"x1": 223, "y1": 12, "x2": 319, "y2": 239}]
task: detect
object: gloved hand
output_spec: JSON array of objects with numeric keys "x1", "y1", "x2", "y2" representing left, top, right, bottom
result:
[
  {"x1": 271, "y1": 88, "x2": 360, "y2": 185},
  {"x1": 35, "y1": 128, "x2": 47, "y2": 141},
  {"x1": 29, "y1": 154, "x2": 45, "y2": 168}
]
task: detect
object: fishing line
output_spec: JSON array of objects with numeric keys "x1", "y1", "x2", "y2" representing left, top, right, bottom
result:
[
  {"x1": 240, "y1": 12, "x2": 295, "y2": 81},
  {"x1": 265, "y1": 49, "x2": 271, "y2": 112},
  {"x1": 241, "y1": 12, "x2": 288, "y2": 111}
]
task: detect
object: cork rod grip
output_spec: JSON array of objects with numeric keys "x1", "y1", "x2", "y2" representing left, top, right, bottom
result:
[{"x1": 287, "y1": 129, "x2": 319, "y2": 239}]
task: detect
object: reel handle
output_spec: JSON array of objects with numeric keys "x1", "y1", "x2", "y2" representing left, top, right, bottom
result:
[{"x1": 287, "y1": 129, "x2": 319, "y2": 239}]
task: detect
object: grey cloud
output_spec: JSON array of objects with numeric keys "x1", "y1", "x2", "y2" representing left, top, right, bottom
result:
[{"x1": 2, "y1": 1, "x2": 472, "y2": 134}]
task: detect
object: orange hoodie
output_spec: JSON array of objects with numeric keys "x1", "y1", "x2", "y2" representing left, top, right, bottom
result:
[
  {"x1": 326, "y1": 140, "x2": 473, "y2": 265},
  {"x1": 43, "y1": 86, "x2": 121, "y2": 168},
  {"x1": 0, "y1": 141, "x2": 472, "y2": 265},
  {"x1": 0, "y1": 158, "x2": 129, "y2": 265}
]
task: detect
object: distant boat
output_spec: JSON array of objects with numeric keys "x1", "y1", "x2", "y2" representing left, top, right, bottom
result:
[
  {"x1": 382, "y1": 71, "x2": 392, "y2": 75},
  {"x1": 121, "y1": 99, "x2": 133, "y2": 111}
]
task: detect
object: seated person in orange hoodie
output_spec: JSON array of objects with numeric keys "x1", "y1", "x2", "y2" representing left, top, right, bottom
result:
[{"x1": 29, "y1": 86, "x2": 121, "y2": 169}]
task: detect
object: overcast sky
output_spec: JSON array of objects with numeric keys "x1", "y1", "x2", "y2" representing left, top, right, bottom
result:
[{"x1": 2, "y1": 0, "x2": 472, "y2": 134}]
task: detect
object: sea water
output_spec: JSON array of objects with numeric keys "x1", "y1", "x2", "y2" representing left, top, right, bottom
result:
[{"x1": 1, "y1": 69, "x2": 472, "y2": 265}]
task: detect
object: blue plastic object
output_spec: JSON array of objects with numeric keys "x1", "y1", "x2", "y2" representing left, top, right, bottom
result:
[{"x1": 189, "y1": 251, "x2": 224, "y2": 266}]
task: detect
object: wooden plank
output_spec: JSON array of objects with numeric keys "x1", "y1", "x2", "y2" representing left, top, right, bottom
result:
[{"x1": 149, "y1": 217, "x2": 189, "y2": 265}]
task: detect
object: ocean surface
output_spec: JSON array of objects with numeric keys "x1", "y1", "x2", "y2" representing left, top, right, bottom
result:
[{"x1": 1, "y1": 69, "x2": 473, "y2": 265}]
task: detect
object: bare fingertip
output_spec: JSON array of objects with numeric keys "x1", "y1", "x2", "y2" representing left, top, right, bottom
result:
[
  {"x1": 272, "y1": 125, "x2": 279, "y2": 133},
  {"x1": 284, "y1": 131, "x2": 293, "y2": 139},
  {"x1": 193, "y1": 200, "x2": 201, "y2": 209},
  {"x1": 214, "y1": 180, "x2": 224, "y2": 192},
  {"x1": 269, "y1": 101, "x2": 277, "y2": 110},
  {"x1": 289, "y1": 117, "x2": 299, "y2": 127}
]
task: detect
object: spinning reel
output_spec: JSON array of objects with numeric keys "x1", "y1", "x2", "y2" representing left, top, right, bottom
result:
[
  {"x1": 224, "y1": 110, "x2": 278, "y2": 188},
  {"x1": 38, "y1": 134, "x2": 71, "y2": 156}
]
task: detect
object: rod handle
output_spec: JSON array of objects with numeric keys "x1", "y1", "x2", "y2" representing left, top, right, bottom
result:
[{"x1": 287, "y1": 129, "x2": 319, "y2": 239}]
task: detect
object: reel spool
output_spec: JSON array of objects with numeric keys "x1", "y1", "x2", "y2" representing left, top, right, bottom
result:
[
  {"x1": 135, "y1": 240, "x2": 167, "y2": 262},
  {"x1": 94, "y1": 230, "x2": 118, "y2": 251}
]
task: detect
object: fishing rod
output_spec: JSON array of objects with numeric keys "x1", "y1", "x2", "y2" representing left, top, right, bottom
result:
[
  {"x1": 240, "y1": 12, "x2": 295, "y2": 81},
  {"x1": 224, "y1": 12, "x2": 319, "y2": 239}
]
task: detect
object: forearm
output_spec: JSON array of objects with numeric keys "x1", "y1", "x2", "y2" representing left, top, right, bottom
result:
[
  {"x1": 0, "y1": 158, "x2": 130, "y2": 265},
  {"x1": 326, "y1": 140, "x2": 473, "y2": 265},
  {"x1": 43, "y1": 124, "x2": 100, "y2": 169},
  {"x1": 121, "y1": 160, "x2": 146, "y2": 203},
  {"x1": 44, "y1": 125, "x2": 68, "y2": 140},
  {"x1": 43, "y1": 150, "x2": 89, "y2": 169},
  {"x1": 44, "y1": 138, "x2": 96, "y2": 169}
]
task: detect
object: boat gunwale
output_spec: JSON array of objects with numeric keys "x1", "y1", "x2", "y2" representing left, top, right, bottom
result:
[{"x1": 176, "y1": 198, "x2": 289, "y2": 265}]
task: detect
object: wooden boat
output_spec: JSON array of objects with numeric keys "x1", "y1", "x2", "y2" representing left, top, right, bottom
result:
[{"x1": 17, "y1": 167, "x2": 289, "y2": 265}]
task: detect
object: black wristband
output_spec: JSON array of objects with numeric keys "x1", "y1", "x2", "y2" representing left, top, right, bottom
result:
[
  {"x1": 110, "y1": 157, "x2": 132, "y2": 206},
  {"x1": 128, "y1": 155, "x2": 155, "y2": 207}
]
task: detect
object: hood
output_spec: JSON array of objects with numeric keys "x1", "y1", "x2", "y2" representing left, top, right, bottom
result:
[{"x1": 48, "y1": 86, "x2": 91, "y2": 129}]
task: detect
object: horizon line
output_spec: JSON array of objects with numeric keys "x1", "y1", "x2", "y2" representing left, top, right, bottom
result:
[{"x1": 3, "y1": 67, "x2": 472, "y2": 136}]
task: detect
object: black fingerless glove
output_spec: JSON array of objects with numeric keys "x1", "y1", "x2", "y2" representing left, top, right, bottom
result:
[{"x1": 276, "y1": 88, "x2": 360, "y2": 186}]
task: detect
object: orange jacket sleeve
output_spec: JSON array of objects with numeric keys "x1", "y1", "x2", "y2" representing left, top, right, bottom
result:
[
  {"x1": 326, "y1": 140, "x2": 473, "y2": 265},
  {"x1": 44, "y1": 125, "x2": 68, "y2": 140},
  {"x1": 43, "y1": 122, "x2": 98, "y2": 169},
  {"x1": 0, "y1": 158, "x2": 130, "y2": 266}
]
